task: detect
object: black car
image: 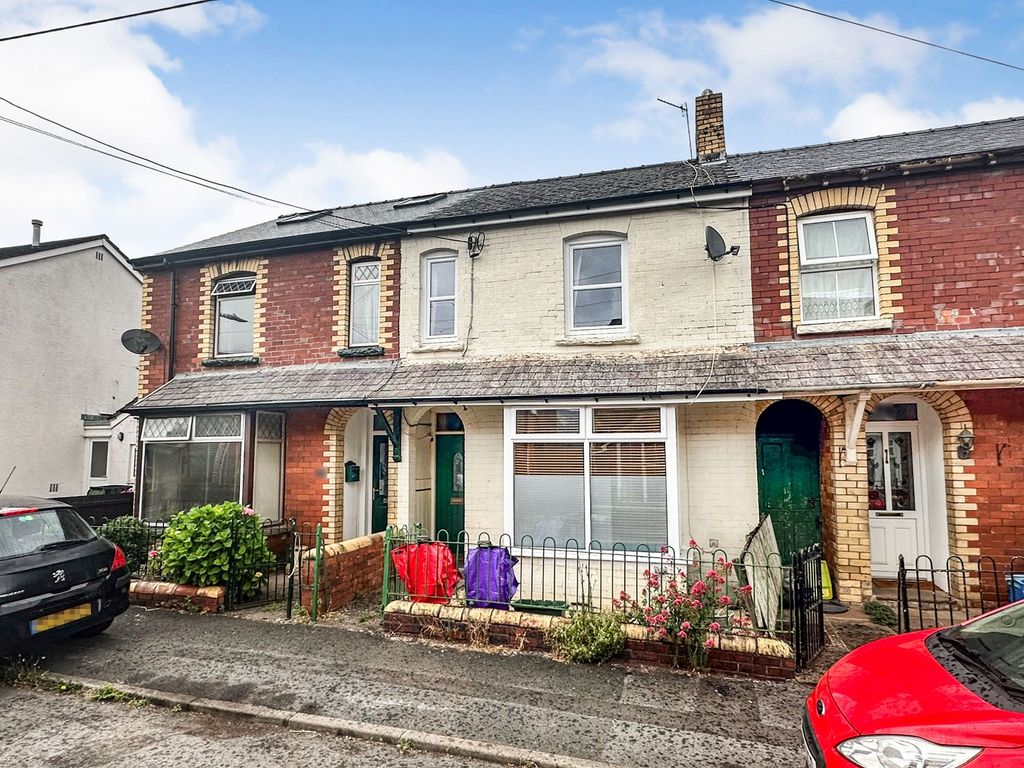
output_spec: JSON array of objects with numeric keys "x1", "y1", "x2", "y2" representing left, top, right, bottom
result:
[{"x1": 0, "y1": 495, "x2": 130, "y2": 649}]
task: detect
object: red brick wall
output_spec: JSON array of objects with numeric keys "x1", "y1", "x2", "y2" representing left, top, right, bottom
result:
[
  {"x1": 960, "y1": 389, "x2": 1024, "y2": 568},
  {"x1": 174, "y1": 266, "x2": 205, "y2": 373},
  {"x1": 300, "y1": 534, "x2": 385, "y2": 614},
  {"x1": 261, "y1": 250, "x2": 337, "y2": 366},
  {"x1": 752, "y1": 166, "x2": 1024, "y2": 341},
  {"x1": 283, "y1": 407, "x2": 331, "y2": 533}
]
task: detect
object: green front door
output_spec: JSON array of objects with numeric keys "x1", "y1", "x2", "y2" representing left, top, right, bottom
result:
[
  {"x1": 435, "y1": 434, "x2": 465, "y2": 538},
  {"x1": 757, "y1": 434, "x2": 821, "y2": 558},
  {"x1": 371, "y1": 435, "x2": 389, "y2": 533}
]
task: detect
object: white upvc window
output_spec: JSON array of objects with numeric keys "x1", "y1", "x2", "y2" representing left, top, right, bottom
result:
[
  {"x1": 212, "y1": 275, "x2": 256, "y2": 356},
  {"x1": 422, "y1": 252, "x2": 457, "y2": 340},
  {"x1": 139, "y1": 413, "x2": 247, "y2": 522},
  {"x1": 797, "y1": 211, "x2": 879, "y2": 323},
  {"x1": 87, "y1": 440, "x2": 109, "y2": 487},
  {"x1": 503, "y1": 405, "x2": 677, "y2": 552},
  {"x1": 349, "y1": 260, "x2": 381, "y2": 346},
  {"x1": 565, "y1": 237, "x2": 628, "y2": 333}
]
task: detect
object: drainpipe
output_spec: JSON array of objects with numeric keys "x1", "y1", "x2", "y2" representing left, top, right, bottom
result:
[
  {"x1": 843, "y1": 392, "x2": 871, "y2": 466},
  {"x1": 163, "y1": 259, "x2": 177, "y2": 384}
]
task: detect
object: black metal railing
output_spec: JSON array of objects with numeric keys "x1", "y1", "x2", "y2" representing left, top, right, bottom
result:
[
  {"x1": 792, "y1": 544, "x2": 825, "y2": 669},
  {"x1": 897, "y1": 554, "x2": 1024, "y2": 632}
]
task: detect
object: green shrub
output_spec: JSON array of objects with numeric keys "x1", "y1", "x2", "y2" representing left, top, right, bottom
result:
[
  {"x1": 863, "y1": 600, "x2": 898, "y2": 628},
  {"x1": 549, "y1": 610, "x2": 625, "y2": 664},
  {"x1": 159, "y1": 502, "x2": 272, "y2": 598},
  {"x1": 96, "y1": 517, "x2": 151, "y2": 574}
]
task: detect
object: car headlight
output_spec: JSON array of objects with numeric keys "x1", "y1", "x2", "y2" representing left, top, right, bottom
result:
[{"x1": 837, "y1": 736, "x2": 981, "y2": 768}]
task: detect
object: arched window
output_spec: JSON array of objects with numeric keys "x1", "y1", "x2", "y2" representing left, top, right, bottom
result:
[
  {"x1": 212, "y1": 274, "x2": 256, "y2": 356},
  {"x1": 349, "y1": 260, "x2": 381, "y2": 346}
]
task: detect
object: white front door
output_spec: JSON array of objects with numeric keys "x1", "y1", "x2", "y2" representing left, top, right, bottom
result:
[{"x1": 867, "y1": 424, "x2": 926, "y2": 577}]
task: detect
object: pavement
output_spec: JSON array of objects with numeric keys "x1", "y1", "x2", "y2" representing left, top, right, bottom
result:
[
  {"x1": 0, "y1": 685, "x2": 497, "y2": 768},
  {"x1": 27, "y1": 607, "x2": 817, "y2": 768}
]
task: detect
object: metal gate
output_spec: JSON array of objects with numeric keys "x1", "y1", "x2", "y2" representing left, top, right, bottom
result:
[
  {"x1": 225, "y1": 518, "x2": 297, "y2": 611},
  {"x1": 792, "y1": 543, "x2": 825, "y2": 670}
]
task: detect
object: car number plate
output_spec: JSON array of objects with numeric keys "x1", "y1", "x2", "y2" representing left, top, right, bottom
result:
[{"x1": 30, "y1": 602, "x2": 93, "y2": 635}]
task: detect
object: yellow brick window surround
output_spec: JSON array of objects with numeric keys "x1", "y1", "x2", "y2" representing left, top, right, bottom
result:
[
  {"x1": 198, "y1": 257, "x2": 267, "y2": 363},
  {"x1": 334, "y1": 240, "x2": 400, "y2": 356},
  {"x1": 784, "y1": 186, "x2": 901, "y2": 335}
]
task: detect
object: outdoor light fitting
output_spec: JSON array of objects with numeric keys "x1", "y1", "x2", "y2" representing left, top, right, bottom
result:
[{"x1": 957, "y1": 428, "x2": 975, "y2": 459}]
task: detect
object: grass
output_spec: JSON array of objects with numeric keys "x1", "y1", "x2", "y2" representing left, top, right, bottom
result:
[{"x1": 0, "y1": 656, "x2": 82, "y2": 694}]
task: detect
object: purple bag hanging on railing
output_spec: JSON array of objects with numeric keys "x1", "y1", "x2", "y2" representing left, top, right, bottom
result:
[{"x1": 465, "y1": 545, "x2": 519, "y2": 610}]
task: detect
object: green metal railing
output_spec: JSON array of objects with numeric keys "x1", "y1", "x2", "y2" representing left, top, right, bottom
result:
[{"x1": 380, "y1": 526, "x2": 798, "y2": 641}]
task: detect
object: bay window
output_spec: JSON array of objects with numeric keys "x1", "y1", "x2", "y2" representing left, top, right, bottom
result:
[
  {"x1": 797, "y1": 211, "x2": 878, "y2": 323},
  {"x1": 140, "y1": 412, "x2": 284, "y2": 522},
  {"x1": 506, "y1": 406, "x2": 674, "y2": 550}
]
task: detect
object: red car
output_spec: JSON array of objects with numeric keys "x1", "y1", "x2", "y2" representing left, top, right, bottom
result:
[{"x1": 804, "y1": 601, "x2": 1024, "y2": 767}]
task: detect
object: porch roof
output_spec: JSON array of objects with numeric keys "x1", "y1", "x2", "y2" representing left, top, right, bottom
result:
[{"x1": 125, "y1": 330, "x2": 1024, "y2": 413}]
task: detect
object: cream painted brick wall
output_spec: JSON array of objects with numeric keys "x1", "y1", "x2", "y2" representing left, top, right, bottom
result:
[
  {"x1": 677, "y1": 402, "x2": 760, "y2": 555},
  {"x1": 401, "y1": 207, "x2": 752, "y2": 358},
  {"x1": 463, "y1": 406, "x2": 504, "y2": 538}
]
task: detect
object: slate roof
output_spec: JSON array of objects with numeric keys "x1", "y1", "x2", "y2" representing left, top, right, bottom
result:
[
  {"x1": 146, "y1": 114, "x2": 1024, "y2": 265},
  {"x1": 0, "y1": 235, "x2": 105, "y2": 261},
  {"x1": 126, "y1": 330, "x2": 1024, "y2": 413}
]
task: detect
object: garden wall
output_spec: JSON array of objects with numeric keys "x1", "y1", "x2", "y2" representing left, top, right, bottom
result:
[
  {"x1": 382, "y1": 600, "x2": 796, "y2": 681},
  {"x1": 300, "y1": 533, "x2": 385, "y2": 614},
  {"x1": 129, "y1": 581, "x2": 225, "y2": 613}
]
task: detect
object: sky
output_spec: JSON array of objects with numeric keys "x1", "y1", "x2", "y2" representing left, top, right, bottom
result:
[{"x1": 2, "y1": 0, "x2": 1024, "y2": 257}]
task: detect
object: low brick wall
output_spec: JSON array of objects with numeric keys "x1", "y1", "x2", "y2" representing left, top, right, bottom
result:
[
  {"x1": 383, "y1": 601, "x2": 796, "y2": 681},
  {"x1": 129, "y1": 580, "x2": 225, "y2": 613},
  {"x1": 300, "y1": 533, "x2": 385, "y2": 614}
]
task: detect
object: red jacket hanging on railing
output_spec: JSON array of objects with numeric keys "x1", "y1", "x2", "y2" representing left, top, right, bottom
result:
[{"x1": 391, "y1": 542, "x2": 461, "y2": 604}]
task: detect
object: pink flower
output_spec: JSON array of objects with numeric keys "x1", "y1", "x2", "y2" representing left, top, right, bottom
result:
[
  {"x1": 242, "y1": 506, "x2": 257, "y2": 517},
  {"x1": 677, "y1": 629, "x2": 687, "y2": 639},
  {"x1": 673, "y1": 597, "x2": 683, "y2": 607},
  {"x1": 688, "y1": 538, "x2": 698, "y2": 549},
  {"x1": 690, "y1": 599, "x2": 702, "y2": 610},
  {"x1": 658, "y1": 628, "x2": 669, "y2": 639},
  {"x1": 659, "y1": 545, "x2": 670, "y2": 554},
  {"x1": 709, "y1": 622, "x2": 721, "y2": 632},
  {"x1": 719, "y1": 595, "x2": 732, "y2": 607},
  {"x1": 611, "y1": 599, "x2": 621, "y2": 610},
  {"x1": 739, "y1": 584, "x2": 753, "y2": 596},
  {"x1": 704, "y1": 638, "x2": 715, "y2": 649},
  {"x1": 148, "y1": 549, "x2": 159, "y2": 559},
  {"x1": 706, "y1": 569, "x2": 717, "y2": 580},
  {"x1": 717, "y1": 556, "x2": 726, "y2": 565},
  {"x1": 690, "y1": 580, "x2": 706, "y2": 596},
  {"x1": 619, "y1": 590, "x2": 629, "y2": 601},
  {"x1": 681, "y1": 621, "x2": 691, "y2": 630},
  {"x1": 642, "y1": 569, "x2": 651, "y2": 578}
]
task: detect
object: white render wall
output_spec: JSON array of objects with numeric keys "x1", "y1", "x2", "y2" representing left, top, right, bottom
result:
[
  {"x1": 397, "y1": 402, "x2": 760, "y2": 557},
  {"x1": 400, "y1": 206, "x2": 752, "y2": 358},
  {"x1": 0, "y1": 244, "x2": 141, "y2": 497}
]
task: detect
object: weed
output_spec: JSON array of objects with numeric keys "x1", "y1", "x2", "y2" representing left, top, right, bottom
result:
[
  {"x1": 397, "y1": 737, "x2": 414, "y2": 754},
  {"x1": 549, "y1": 610, "x2": 625, "y2": 664},
  {"x1": 88, "y1": 684, "x2": 149, "y2": 707},
  {"x1": 863, "y1": 601, "x2": 898, "y2": 628}
]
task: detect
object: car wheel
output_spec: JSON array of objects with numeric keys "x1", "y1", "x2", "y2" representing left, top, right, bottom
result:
[{"x1": 73, "y1": 619, "x2": 113, "y2": 638}]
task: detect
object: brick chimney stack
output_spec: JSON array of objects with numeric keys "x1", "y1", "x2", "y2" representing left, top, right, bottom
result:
[{"x1": 694, "y1": 89, "x2": 726, "y2": 163}]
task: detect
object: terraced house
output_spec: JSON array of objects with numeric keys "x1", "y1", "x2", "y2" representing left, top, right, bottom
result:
[{"x1": 126, "y1": 91, "x2": 1024, "y2": 606}]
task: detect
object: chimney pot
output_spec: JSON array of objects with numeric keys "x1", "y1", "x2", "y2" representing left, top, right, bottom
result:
[
  {"x1": 31, "y1": 219, "x2": 42, "y2": 247},
  {"x1": 694, "y1": 90, "x2": 726, "y2": 163}
]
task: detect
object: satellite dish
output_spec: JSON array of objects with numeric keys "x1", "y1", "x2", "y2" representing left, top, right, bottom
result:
[
  {"x1": 121, "y1": 328, "x2": 162, "y2": 355},
  {"x1": 705, "y1": 225, "x2": 740, "y2": 262}
]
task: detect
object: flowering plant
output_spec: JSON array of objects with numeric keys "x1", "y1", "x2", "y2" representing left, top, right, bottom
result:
[{"x1": 615, "y1": 541, "x2": 752, "y2": 668}]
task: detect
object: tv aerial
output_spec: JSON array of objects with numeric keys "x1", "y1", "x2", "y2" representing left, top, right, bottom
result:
[
  {"x1": 705, "y1": 226, "x2": 741, "y2": 262},
  {"x1": 120, "y1": 328, "x2": 162, "y2": 355}
]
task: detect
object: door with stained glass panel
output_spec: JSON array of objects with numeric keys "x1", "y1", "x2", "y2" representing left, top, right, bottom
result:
[{"x1": 867, "y1": 422, "x2": 925, "y2": 577}]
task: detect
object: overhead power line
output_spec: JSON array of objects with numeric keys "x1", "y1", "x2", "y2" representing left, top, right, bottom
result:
[
  {"x1": 765, "y1": 0, "x2": 1024, "y2": 74},
  {"x1": 0, "y1": 1, "x2": 219, "y2": 44},
  {"x1": 0, "y1": 93, "x2": 467, "y2": 243}
]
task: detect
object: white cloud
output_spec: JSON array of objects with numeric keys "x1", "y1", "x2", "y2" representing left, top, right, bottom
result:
[
  {"x1": 566, "y1": 6, "x2": 928, "y2": 144},
  {"x1": 0, "y1": 2, "x2": 473, "y2": 256},
  {"x1": 826, "y1": 93, "x2": 1024, "y2": 140}
]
